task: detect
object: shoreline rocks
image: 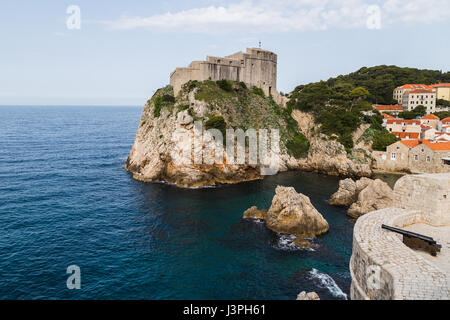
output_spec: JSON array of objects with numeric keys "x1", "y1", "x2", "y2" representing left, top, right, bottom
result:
[
  {"x1": 243, "y1": 186, "x2": 329, "y2": 245},
  {"x1": 329, "y1": 177, "x2": 393, "y2": 218},
  {"x1": 242, "y1": 206, "x2": 267, "y2": 220},
  {"x1": 296, "y1": 291, "x2": 320, "y2": 300}
]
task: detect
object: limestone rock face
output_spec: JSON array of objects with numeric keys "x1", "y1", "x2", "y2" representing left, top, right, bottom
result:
[
  {"x1": 296, "y1": 291, "x2": 320, "y2": 300},
  {"x1": 329, "y1": 177, "x2": 393, "y2": 218},
  {"x1": 126, "y1": 84, "x2": 301, "y2": 188},
  {"x1": 291, "y1": 110, "x2": 372, "y2": 178},
  {"x1": 329, "y1": 178, "x2": 357, "y2": 206},
  {"x1": 242, "y1": 206, "x2": 267, "y2": 220},
  {"x1": 299, "y1": 136, "x2": 372, "y2": 177},
  {"x1": 265, "y1": 186, "x2": 329, "y2": 238},
  {"x1": 347, "y1": 179, "x2": 393, "y2": 218},
  {"x1": 329, "y1": 177, "x2": 372, "y2": 206}
]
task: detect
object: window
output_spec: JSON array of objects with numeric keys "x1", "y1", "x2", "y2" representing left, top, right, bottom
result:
[
  {"x1": 391, "y1": 153, "x2": 396, "y2": 160},
  {"x1": 426, "y1": 156, "x2": 431, "y2": 162},
  {"x1": 414, "y1": 155, "x2": 418, "y2": 161}
]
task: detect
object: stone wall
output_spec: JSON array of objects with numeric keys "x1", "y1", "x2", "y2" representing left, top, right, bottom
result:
[
  {"x1": 409, "y1": 145, "x2": 450, "y2": 174},
  {"x1": 170, "y1": 48, "x2": 278, "y2": 98},
  {"x1": 374, "y1": 142, "x2": 450, "y2": 174},
  {"x1": 350, "y1": 173, "x2": 450, "y2": 300}
]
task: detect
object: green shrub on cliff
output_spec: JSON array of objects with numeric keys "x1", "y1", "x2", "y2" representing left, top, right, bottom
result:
[
  {"x1": 372, "y1": 129, "x2": 399, "y2": 151},
  {"x1": 252, "y1": 87, "x2": 265, "y2": 98},
  {"x1": 150, "y1": 85, "x2": 175, "y2": 117},
  {"x1": 205, "y1": 115, "x2": 227, "y2": 136},
  {"x1": 216, "y1": 79, "x2": 233, "y2": 92}
]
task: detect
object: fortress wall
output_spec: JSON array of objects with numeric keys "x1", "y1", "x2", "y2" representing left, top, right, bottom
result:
[
  {"x1": 393, "y1": 173, "x2": 450, "y2": 225},
  {"x1": 350, "y1": 173, "x2": 450, "y2": 300},
  {"x1": 170, "y1": 48, "x2": 278, "y2": 97}
]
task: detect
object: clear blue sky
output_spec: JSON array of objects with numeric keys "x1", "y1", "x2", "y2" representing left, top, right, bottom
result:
[{"x1": 1, "y1": 0, "x2": 449, "y2": 106}]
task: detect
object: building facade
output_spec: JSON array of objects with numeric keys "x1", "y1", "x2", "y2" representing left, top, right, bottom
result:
[
  {"x1": 386, "y1": 119, "x2": 421, "y2": 134},
  {"x1": 431, "y1": 83, "x2": 450, "y2": 101},
  {"x1": 373, "y1": 140, "x2": 450, "y2": 173},
  {"x1": 401, "y1": 89, "x2": 436, "y2": 114},
  {"x1": 420, "y1": 114, "x2": 440, "y2": 130},
  {"x1": 393, "y1": 84, "x2": 432, "y2": 104},
  {"x1": 170, "y1": 48, "x2": 278, "y2": 97}
]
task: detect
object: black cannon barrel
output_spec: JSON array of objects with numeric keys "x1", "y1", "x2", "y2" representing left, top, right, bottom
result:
[{"x1": 381, "y1": 224, "x2": 436, "y2": 244}]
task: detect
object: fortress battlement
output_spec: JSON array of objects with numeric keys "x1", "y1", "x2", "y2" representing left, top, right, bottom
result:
[{"x1": 170, "y1": 48, "x2": 278, "y2": 98}]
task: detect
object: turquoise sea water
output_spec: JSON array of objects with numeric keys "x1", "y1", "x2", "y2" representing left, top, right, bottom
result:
[{"x1": 0, "y1": 106, "x2": 381, "y2": 300}]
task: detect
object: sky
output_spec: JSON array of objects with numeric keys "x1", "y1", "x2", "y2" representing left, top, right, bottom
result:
[{"x1": 0, "y1": 0, "x2": 449, "y2": 106}]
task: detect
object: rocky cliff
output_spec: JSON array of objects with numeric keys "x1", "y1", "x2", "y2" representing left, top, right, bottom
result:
[
  {"x1": 291, "y1": 110, "x2": 372, "y2": 177},
  {"x1": 126, "y1": 81, "x2": 373, "y2": 187},
  {"x1": 125, "y1": 81, "x2": 305, "y2": 187}
]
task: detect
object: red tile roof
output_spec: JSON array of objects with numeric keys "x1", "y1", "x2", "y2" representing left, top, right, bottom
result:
[
  {"x1": 395, "y1": 84, "x2": 432, "y2": 90},
  {"x1": 381, "y1": 113, "x2": 395, "y2": 119},
  {"x1": 430, "y1": 83, "x2": 450, "y2": 88},
  {"x1": 387, "y1": 119, "x2": 421, "y2": 125},
  {"x1": 392, "y1": 132, "x2": 420, "y2": 139},
  {"x1": 399, "y1": 139, "x2": 450, "y2": 150},
  {"x1": 421, "y1": 114, "x2": 439, "y2": 120},
  {"x1": 421, "y1": 140, "x2": 450, "y2": 151},
  {"x1": 408, "y1": 89, "x2": 434, "y2": 94},
  {"x1": 376, "y1": 105, "x2": 403, "y2": 111},
  {"x1": 442, "y1": 117, "x2": 450, "y2": 124},
  {"x1": 400, "y1": 140, "x2": 421, "y2": 148}
]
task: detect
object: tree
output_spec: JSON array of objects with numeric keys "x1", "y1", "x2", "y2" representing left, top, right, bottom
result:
[
  {"x1": 350, "y1": 87, "x2": 370, "y2": 100},
  {"x1": 437, "y1": 99, "x2": 450, "y2": 107},
  {"x1": 398, "y1": 105, "x2": 426, "y2": 119},
  {"x1": 372, "y1": 130, "x2": 399, "y2": 151}
]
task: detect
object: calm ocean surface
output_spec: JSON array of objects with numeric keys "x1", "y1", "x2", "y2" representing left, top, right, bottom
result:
[{"x1": 0, "y1": 106, "x2": 396, "y2": 300}]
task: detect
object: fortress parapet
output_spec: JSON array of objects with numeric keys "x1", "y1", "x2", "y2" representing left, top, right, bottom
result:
[
  {"x1": 350, "y1": 173, "x2": 450, "y2": 300},
  {"x1": 170, "y1": 48, "x2": 278, "y2": 98}
]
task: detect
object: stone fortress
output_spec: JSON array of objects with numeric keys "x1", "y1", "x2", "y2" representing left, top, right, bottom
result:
[
  {"x1": 350, "y1": 173, "x2": 450, "y2": 300},
  {"x1": 170, "y1": 48, "x2": 284, "y2": 103}
]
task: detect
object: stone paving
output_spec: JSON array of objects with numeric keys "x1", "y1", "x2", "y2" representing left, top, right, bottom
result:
[
  {"x1": 403, "y1": 224, "x2": 450, "y2": 274},
  {"x1": 351, "y1": 208, "x2": 450, "y2": 300},
  {"x1": 350, "y1": 173, "x2": 450, "y2": 300}
]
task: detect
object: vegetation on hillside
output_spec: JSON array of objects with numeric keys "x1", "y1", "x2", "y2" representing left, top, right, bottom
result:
[
  {"x1": 434, "y1": 111, "x2": 450, "y2": 119},
  {"x1": 398, "y1": 105, "x2": 426, "y2": 120},
  {"x1": 324, "y1": 65, "x2": 450, "y2": 105},
  {"x1": 146, "y1": 80, "x2": 309, "y2": 159},
  {"x1": 288, "y1": 65, "x2": 449, "y2": 151}
]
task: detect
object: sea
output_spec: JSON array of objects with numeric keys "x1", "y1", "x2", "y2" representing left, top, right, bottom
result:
[{"x1": 0, "y1": 106, "x2": 399, "y2": 300}]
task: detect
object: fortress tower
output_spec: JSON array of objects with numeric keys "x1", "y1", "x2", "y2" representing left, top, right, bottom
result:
[{"x1": 170, "y1": 48, "x2": 278, "y2": 98}]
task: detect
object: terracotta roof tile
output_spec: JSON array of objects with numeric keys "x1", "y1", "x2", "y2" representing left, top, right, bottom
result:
[
  {"x1": 376, "y1": 105, "x2": 403, "y2": 111},
  {"x1": 421, "y1": 114, "x2": 439, "y2": 120},
  {"x1": 421, "y1": 140, "x2": 450, "y2": 151},
  {"x1": 392, "y1": 132, "x2": 420, "y2": 139}
]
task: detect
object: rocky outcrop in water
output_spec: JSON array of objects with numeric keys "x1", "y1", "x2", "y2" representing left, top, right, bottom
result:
[
  {"x1": 242, "y1": 206, "x2": 267, "y2": 220},
  {"x1": 243, "y1": 186, "x2": 329, "y2": 245},
  {"x1": 329, "y1": 177, "x2": 393, "y2": 218},
  {"x1": 296, "y1": 291, "x2": 320, "y2": 300},
  {"x1": 329, "y1": 177, "x2": 372, "y2": 206},
  {"x1": 265, "y1": 186, "x2": 329, "y2": 238}
]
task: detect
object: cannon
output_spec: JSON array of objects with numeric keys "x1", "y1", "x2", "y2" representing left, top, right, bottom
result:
[{"x1": 381, "y1": 224, "x2": 442, "y2": 257}]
